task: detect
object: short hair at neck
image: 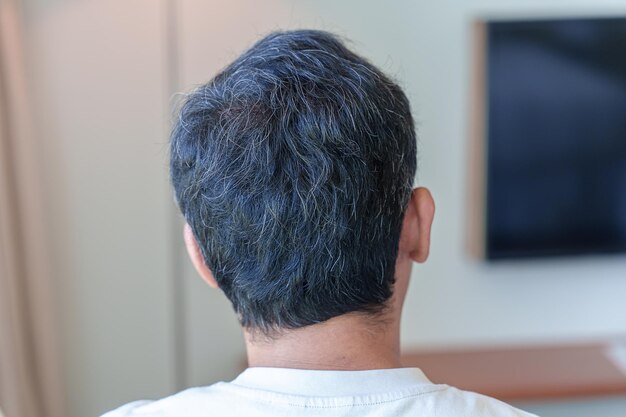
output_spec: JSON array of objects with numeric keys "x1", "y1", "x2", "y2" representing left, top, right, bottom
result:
[{"x1": 170, "y1": 29, "x2": 417, "y2": 334}]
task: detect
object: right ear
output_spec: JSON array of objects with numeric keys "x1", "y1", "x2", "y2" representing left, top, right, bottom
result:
[
  {"x1": 184, "y1": 223, "x2": 219, "y2": 289},
  {"x1": 398, "y1": 187, "x2": 435, "y2": 263}
]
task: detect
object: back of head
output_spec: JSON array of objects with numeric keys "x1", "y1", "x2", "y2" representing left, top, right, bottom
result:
[{"x1": 170, "y1": 29, "x2": 416, "y2": 334}]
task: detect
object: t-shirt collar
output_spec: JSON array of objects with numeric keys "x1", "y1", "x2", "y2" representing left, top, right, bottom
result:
[{"x1": 230, "y1": 367, "x2": 432, "y2": 397}]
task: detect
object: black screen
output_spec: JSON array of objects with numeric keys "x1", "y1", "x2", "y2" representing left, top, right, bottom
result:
[{"x1": 486, "y1": 17, "x2": 626, "y2": 259}]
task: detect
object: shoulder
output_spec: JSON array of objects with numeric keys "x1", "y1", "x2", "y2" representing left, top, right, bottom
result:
[
  {"x1": 100, "y1": 400, "x2": 152, "y2": 417},
  {"x1": 429, "y1": 385, "x2": 538, "y2": 417},
  {"x1": 100, "y1": 382, "x2": 539, "y2": 417},
  {"x1": 100, "y1": 384, "x2": 230, "y2": 417}
]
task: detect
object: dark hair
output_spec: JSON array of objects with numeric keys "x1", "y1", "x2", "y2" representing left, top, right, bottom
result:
[{"x1": 170, "y1": 29, "x2": 416, "y2": 333}]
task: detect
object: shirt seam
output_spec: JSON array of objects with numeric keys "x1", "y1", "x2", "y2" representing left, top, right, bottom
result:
[{"x1": 215, "y1": 384, "x2": 450, "y2": 408}]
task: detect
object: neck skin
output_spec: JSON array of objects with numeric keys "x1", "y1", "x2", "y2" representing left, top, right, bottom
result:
[{"x1": 244, "y1": 252, "x2": 414, "y2": 371}]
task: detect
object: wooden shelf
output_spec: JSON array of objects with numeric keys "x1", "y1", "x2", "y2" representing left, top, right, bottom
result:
[{"x1": 402, "y1": 340, "x2": 626, "y2": 402}]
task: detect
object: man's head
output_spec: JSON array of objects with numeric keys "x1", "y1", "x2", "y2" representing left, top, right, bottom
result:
[{"x1": 170, "y1": 30, "x2": 433, "y2": 335}]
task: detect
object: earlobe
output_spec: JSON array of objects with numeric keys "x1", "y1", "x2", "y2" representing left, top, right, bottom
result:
[
  {"x1": 407, "y1": 187, "x2": 435, "y2": 263},
  {"x1": 184, "y1": 223, "x2": 219, "y2": 289}
]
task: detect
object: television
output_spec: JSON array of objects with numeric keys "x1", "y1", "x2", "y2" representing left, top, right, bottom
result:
[{"x1": 471, "y1": 16, "x2": 626, "y2": 260}]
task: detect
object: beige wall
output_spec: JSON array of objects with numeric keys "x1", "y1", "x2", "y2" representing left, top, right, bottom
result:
[
  {"x1": 21, "y1": 0, "x2": 626, "y2": 416},
  {"x1": 22, "y1": 1, "x2": 177, "y2": 416}
]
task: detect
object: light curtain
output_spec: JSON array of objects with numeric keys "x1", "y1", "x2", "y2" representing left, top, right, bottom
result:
[{"x1": 0, "y1": 2, "x2": 66, "y2": 417}]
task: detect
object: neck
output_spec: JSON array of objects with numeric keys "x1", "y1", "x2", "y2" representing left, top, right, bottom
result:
[
  {"x1": 244, "y1": 311, "x2": 402, "y2": 371},
  {"x1": 244, "y1": 258, "x2": 413, "y2": 371}
]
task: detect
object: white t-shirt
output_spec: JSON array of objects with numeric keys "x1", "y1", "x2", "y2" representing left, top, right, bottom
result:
[{"x1": 102, "y1": 367, "x2": 538, "y2": 417}]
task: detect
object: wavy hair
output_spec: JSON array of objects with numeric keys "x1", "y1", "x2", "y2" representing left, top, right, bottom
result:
[{"x1": 170, "y1": 30, "x2": 416, "y2": 333}]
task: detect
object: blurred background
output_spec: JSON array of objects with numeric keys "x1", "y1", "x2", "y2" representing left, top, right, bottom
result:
[{"x1": 1, "y1": 1, "x2": 626, "y2": 416}]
